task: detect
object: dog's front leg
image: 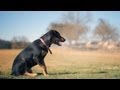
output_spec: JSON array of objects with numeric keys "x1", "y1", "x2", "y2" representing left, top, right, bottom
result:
[
  {"x1": 34, "y1": 58, "x2": 49, "y2": 76},
  {"x1": 39, "y1": 60, "x2": 49, "y2": 76}
]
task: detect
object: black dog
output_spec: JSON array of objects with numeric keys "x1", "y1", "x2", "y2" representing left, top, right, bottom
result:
[{"x1": 11, "y1": 30, "x2": 65, "y2": 77}]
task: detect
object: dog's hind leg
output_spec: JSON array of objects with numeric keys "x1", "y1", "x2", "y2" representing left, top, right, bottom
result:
[
  {"x1": 24, "y1": 72, "x2": 37, "y2": 77},
  {"x1": 25, "y1": 68, "x2": 38, "y2": 77},
  {"x1": 27, "y1": 68, "x2": 33, "y2": 73},
  {"x1": 11, "y1": 60, "x2": 26, "y2": 76}
]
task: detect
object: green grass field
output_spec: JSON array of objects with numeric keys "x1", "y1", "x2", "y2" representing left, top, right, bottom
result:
[{"x1": 0, "y1": 47, "x2": 120, "y2": 79}]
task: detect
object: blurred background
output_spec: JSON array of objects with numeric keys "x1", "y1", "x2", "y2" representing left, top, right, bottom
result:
[{"x1": 0, "y1": 11, "x2": 120, "y2": 50}]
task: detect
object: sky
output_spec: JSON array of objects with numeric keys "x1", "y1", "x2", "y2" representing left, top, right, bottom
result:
[{"x1": 0, "y1": 11, "x2": 120, "y2": 42}]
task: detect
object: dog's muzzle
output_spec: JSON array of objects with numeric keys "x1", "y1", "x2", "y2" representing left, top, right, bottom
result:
[{"x1": 60, "y1": 37, "x2": 66, "y2": 42}]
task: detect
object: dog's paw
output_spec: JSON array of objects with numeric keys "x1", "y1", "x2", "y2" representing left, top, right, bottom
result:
[
  {"x1": 24, "y1": 72, "x2": 37, "y2": 77},
  {"x1": 32, "y1": 73, "x2": 38, "y2": 77}
]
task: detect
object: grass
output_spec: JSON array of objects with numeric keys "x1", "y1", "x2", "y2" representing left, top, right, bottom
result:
[{"x1": 0, "y1": 47, "x2": 120, "y2": 79}]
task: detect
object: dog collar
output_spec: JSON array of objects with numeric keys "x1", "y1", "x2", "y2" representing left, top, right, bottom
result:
[{"x1": 40, "y1": 38, "x2": 52, "y2": 54}]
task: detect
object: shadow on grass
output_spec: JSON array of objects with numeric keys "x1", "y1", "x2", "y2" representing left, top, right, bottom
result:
[
  {"x1": 48, "y1": 71, "x2": 80, "y2": 75},
  {"x1": 98, "y1": 71, "x2": 108, "y2": 74},
  {"x1": 35, "y1": 71, "x2": 79, "y2": 76},
  {"x1": 37, "y1": 73, "x2": 43, "y2": 75},
  {"x1": 91, "y1": 71, "x2": 108, "y2": 74}
]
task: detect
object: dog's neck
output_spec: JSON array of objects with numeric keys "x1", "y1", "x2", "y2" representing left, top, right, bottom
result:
[{"x1": 40, "y1": 38, "x2": 52, "y2": 54}]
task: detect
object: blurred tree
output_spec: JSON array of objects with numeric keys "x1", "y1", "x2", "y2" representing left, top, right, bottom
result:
[
  {"x1": 94, "y1": 18, "x2": 119, "y2": 41},
  {"x1": 48, "y1": 11, "x2": 89, "y2": 45},
  {"x1": 11, "y1": 36, "x2": 30, "y2": 49},
  {"x1": 0, "y1": 39, "x2": 11, "y2": 49}
]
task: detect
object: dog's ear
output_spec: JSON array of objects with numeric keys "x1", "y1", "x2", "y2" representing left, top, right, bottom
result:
[
  {"x1": 49, "y1": 30, "x2": 61, "y2": 37},
  {"x1": 50, "y1": 30, "x2": 56, "y2": 33},
  {"x1": 49, "y1": 30, "x2": 56, "y2": 35},
  {"x1": 49, "y1": 30, "x2": 54, "y2": 35}
]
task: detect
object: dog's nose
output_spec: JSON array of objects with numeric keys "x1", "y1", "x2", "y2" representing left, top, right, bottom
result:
[{"x1": 61, "y1": 37, "x2": 66, "y2": 42}]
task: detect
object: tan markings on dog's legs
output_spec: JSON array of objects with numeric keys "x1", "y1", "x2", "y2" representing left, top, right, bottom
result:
[
  {"x1": 24, "y1": 72, "x2": 37, "y2": 77},
  {"x1": 40, "y1": 65, "x2": 49, "y2": 76},
  {"x1": 38, "y1": 60, "x2": 49, "y2": 76}
]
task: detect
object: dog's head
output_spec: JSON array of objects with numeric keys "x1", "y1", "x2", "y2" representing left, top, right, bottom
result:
[{"x1": 50, "y1": 30, "x2": 66, "y2": 46}]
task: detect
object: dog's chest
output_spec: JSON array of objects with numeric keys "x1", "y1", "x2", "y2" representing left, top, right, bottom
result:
[{"x1": 42, "y1": 50, "x2": 47, "y2": 56}]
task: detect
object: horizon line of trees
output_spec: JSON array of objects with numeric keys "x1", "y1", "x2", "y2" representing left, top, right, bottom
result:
[{"x1": 0, "y1": 36, "x2": 30, "y2": 49}]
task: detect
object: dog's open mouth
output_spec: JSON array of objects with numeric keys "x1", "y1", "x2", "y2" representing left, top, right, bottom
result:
[
  {"x1": 57, "y1": 38, "x2": 65, "y2": 46},
  {"x1": 57, "y1": 42, "x2": 62, "y2": 46},
  {"x1": 55, "y1": 41, "x2": 62, "y2": 46},
  {"x1": 54, "y1": 37, "x2": 65, "y2": 46},
  {"x1": 55, "y1": 41, "x2": 64, "y2": 46}
]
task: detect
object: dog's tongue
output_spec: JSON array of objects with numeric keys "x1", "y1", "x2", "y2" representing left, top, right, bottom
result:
[{"x1": 58, "y1": 42, "x2": 63, "y2": 46}]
